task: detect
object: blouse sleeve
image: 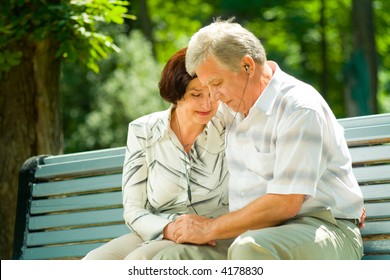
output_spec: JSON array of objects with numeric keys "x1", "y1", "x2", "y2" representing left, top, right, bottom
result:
[{"x1": 121, "y1": 121, "x2": 173, "y2": 241}]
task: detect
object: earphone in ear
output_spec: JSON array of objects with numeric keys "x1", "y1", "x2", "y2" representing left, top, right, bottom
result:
[{"x1": 244, "y1": 64, "x2": 249, "y2": 73}]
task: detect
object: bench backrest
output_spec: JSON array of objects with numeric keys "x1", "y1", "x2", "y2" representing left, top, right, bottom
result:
[
  {"x1": 13, "y1": 113, "x2": 390, "y2": 260},
  {"x1": 13, "y1": 147, "x2": 128, "y2": 259},
  {"x1": 338, "y1": 113, "x2": 390, "y2": 260}
]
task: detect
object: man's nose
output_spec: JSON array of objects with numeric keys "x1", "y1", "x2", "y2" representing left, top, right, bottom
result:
[{"x1": 209, "y1": 88, "x2": 220, "y2": 102}]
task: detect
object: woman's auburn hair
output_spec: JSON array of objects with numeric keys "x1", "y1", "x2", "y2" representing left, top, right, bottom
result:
[{"x1": 159, "y1": 47, "x2": 195, "y2": 104}]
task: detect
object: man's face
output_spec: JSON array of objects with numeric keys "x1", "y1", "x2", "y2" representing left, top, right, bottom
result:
[{"x1": 196, "y1": 55, "x2": 250, "y2": 114}]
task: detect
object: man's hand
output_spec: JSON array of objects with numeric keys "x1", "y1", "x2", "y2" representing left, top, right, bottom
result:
[
  {"x1": 173, "y1": 214, "x2": 216, "y2": 246},
  {"x1": 359, "y1": 207, "x2": 366, "y2": 229}
]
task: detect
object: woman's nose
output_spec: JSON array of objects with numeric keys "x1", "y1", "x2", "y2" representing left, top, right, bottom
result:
[{"x1": 203, "y1": 95, "x2": 212, "y2": 108}]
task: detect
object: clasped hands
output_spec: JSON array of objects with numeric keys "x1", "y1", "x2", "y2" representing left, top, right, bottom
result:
[
  {"x1": 162, "y1": 208, "x2": 366, "y2": 245},
  {"x1": 163, "y1": 214, "x2": 216, "y2": 246}
]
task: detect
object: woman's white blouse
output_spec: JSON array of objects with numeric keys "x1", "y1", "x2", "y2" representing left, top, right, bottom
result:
[{"x1": 122, "y1": 106, "x2": 229, "y2": 241}]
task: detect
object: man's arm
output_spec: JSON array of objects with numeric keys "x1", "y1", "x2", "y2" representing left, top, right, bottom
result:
[{"x1": 173, "y1": 193, "x2": 305, "y2": 244}]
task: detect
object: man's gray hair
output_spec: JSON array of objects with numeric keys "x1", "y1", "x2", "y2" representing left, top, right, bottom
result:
[{"x1": 186, "y1": 17, "x2": 267, "y2": 75}]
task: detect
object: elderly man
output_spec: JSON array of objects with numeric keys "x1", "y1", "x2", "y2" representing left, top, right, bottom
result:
[{"x1": 154, "y1": 18, "x2": 365, "y2": 260}]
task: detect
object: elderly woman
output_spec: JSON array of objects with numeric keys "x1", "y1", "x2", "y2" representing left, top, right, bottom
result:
[{"x1": 83, "y1": 47, "x2": 229, "y2": 260}]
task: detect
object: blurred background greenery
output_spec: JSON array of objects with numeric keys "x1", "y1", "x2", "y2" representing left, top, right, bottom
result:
[
  {"x1": 59, "y1": 0, "x2": 390, "y2": 153},
  {"x1": 0, "y1": 0, "x2": 389, "y2": 259}
]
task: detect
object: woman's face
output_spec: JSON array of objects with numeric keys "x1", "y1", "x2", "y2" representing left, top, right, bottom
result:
[{"x1": 176, "y1": 77, "x2": 219, "y2": 125}]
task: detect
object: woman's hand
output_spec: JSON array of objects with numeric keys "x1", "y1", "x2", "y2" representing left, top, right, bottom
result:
[{"x1": 162, "y1": 222, "x2": 178, "y2": 241}]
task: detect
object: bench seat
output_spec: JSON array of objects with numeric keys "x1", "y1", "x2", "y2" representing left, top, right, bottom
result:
[{"x1": 13, "y1": 113, "x2": 390, "y2": 259}]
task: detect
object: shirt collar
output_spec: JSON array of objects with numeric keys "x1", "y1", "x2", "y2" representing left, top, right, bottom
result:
[
  {"x1": 156, "y1": 104, "x2": 225, "y2": 155},
  {"x1": 147, "y1": 105, "x2": 174, "y2": 144}
]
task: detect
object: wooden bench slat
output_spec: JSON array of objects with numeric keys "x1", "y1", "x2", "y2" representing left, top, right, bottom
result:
[
  {"x1": 32, "y1": 173, "x2": 122, "y2": 197},
  {"x1": 362, "y1": 254, "x2": 390, "y2": 260},
  {"x1": 360, "y1": 220, "x2": 390, "y2": 236},
  {"x1": 30, "y1": 191, "x2": 122, "y2": 214},
  {"x1": 22, "y1": 242, "x2": 107, "y2": 260},
  {"x1": 350, "y1": 145, "x2": 390, "y2": 165},
  {"x1": 26, "y1": 224, "x2": 129, "y2": 246},
  {"x1": 338, "y1": 113, "x2": 390, "y2": 129},
  {"x1": 35, "y1": 155, "x2": 125, "y2": 180},
  {"x1": 363, "y1": 202, "x2": 390, "y2": 219},
  {"x1": 343, "y1": 124, "x2": 390, "y2": 146},
  {"x1": 362, "y1": 239, "x2": 390, "y2": 255},
  {"x1": 360, "y1": 183, "x2": 390, "y2": 201},
  {"x1": 29, "y1": 208, "x2": 124, "y2": 230},
  {"x1": 353, "y1": 164, "x2": 390, "y2": 184},
  {"x1": 43, "y1": 147, "x2": 126, "y2": 164}
]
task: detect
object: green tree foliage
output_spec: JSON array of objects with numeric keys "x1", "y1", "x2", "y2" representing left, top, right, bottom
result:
[
  {"x1": 374, "y1": 0, "x2": 390, "y2": 113},
  {"x1": 62, "y1": 30, "x2": 168, "y2": 152},
  {"x1": 0, "y1": 0, "x2": 134, "y2": 74},
  {"x1": 62, "y1": 0, "x2": 215, "y2": 152},
  {"x1": 146, "y1": 0, "x2": 214, "y2": 62},
  {"x1": 61, "y1": 0, "x2": 389, "y2": 153}
]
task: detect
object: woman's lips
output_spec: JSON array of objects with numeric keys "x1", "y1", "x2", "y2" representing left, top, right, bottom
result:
[{"x1": 197, "y1": 110, "x2": 212, "y2": 116}]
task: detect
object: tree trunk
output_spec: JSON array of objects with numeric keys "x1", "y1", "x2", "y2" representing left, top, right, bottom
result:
[
  {"x1": 137, "y1": 0, "x2": 156, "y2": 58},
  {"x1": 345, "y1": 0, "x2": 378, "y2": 116},
  {"x1": 319, "y1": 0, "x2": 328, "y2": 100},
  {"x1": 0, "y1": 38, "x2": 62, "y2": 259}
]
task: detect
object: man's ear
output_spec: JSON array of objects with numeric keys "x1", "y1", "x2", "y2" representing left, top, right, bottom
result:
[{"x1": 242, "y1": 55, "x2": 254, "y2": 74}]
